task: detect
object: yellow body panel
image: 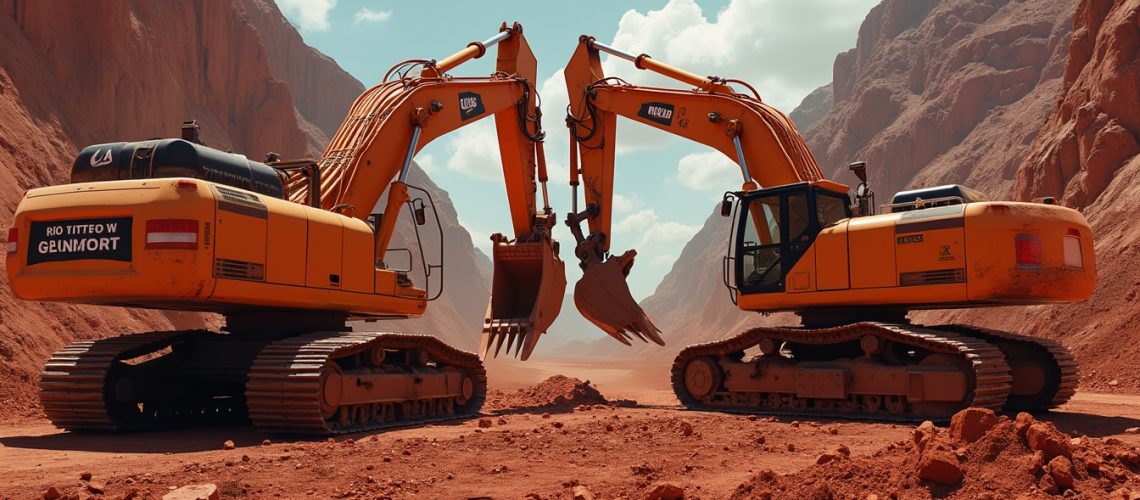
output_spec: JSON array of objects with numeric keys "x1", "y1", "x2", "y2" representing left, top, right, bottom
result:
[
  {"x1": 6, "y1": 178, "x2": 426, "y2": 318},
  {"x1": 737, "y1": 201, "x2": 1096, "y2": 312},
  {"x1": 814, "y1": 223, "x2": 849, "y2": 291},
  {"x1": 847, "y1": 215, "x2": 896, "y2": 289}
]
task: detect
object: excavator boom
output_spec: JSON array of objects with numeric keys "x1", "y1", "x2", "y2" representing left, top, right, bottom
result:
[{"x1": 563, "y1": 36, "x2": 825, "y2": 346}]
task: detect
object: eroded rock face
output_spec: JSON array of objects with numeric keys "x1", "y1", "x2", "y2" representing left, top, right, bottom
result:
[
  {"x1": 1016, "y1": 0, "x2": 1140, "y2": 209},
  {"x1": 806, "y1": 0, "x2": 1077, "y2": 198}
]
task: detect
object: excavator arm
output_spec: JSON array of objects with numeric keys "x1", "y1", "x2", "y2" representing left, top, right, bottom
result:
[
  {"x1": 563, "y1": 36, "x2": 832, "y2": 346},
  {"x1": 291, "y1": 23, "x2": 565, "y2": 360}
]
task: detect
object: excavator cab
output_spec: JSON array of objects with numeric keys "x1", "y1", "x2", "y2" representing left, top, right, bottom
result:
[{"x1": 726, "y1": 182, "x2": 850, "y2": 295}]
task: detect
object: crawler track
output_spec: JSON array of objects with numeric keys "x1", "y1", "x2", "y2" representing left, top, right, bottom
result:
[
  {"x1": 39, "y1": 331, "x2": 244, "y2": 431},
  {"x1": 245, "y1": 332, "x2": 486, "y2": 434},
  {"x1": 671, "y1": 322, "x2": 1013, "y2": 422},
  {"x1": 931, "y1": 324, "x2": 1077, "y2": 410}
]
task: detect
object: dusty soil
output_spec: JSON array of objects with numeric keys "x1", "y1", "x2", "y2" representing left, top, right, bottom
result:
[{"x1": 1, "y1": 359, "x2": 1138, "y2": 500}]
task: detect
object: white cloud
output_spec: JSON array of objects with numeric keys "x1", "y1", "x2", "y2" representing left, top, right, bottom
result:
[
  {"x1": 442, "y1": 120, "x2": 503, "y2": 180},
  {"x1": 546, "y1": 0, "x2": 872, "y2": 157},
  {"x1": 611, "y1": 209, "x2": 700, "y2": 249},
  {"x1": 278, "y1": 0, "x2": 337, "y2": 32},
  {"x1": 638, "y1": 220, "x2": 700, "y2": 248},
  {"x1": 649, "y1": 254, "x2": 678, "y2": 269},
  {"x1": 677, "y1": 151, "x2": 742, "y2": 190},
  {"x1": 612, "y1": 193, "x2": 639, "y2": 214},
  {"x1": 353, "y1": 7, "x2": 391, "y2": 24},
  {"x1": 603, "y1": 0, "x2": 875, "y2": 111},
  {"x1": 416, "y1": 153, "x2": 439, "y2": 175}
]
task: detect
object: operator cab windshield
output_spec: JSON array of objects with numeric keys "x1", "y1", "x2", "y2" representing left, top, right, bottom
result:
[{"x1": 735, "y1": 184, "x2": 851, "y2": 294}]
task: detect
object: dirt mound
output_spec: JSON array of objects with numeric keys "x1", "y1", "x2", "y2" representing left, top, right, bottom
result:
[
  {"x1": 485, "y1": 375, "x2": 610, "y2": 411},
  {"x1": 731, "y1": 408, "x2": 1140, "y2": 499}
]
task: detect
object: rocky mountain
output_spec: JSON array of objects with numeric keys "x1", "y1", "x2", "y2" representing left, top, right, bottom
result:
[
  {"x1": 622, "y1": 0, "x2": 1139, "y2": 392},
  {"x1": 789, "y1": 83, "x2": 834, "y2": 132},
  {"x1": 0, "y1": 0, "x2": 489, "y2": 418},
  {"x1": 808, "y1": 0, "x2": 1077, "y2": 196}
]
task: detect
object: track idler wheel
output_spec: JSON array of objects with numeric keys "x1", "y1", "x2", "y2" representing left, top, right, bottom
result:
[{"x1": 682, "y1": 357, "x2": 722, "y2": 401}]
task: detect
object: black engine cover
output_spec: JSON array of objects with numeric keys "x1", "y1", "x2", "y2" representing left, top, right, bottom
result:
[{"x1": 71, "y1": 139, "x2": 285, "y2": 198}]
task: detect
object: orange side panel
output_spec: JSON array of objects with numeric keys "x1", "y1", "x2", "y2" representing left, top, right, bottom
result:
[
  {"x1": 340, "y1": 218, "x2": 374, "y2": 294},
  {"x1": 265, "y1": 199, "x2": 308, "y2": 286},
  {"x1": 306, "y1": 209, "x2": 344, "y2": 289},
  {"x1": 787, "y1": 245, "x2": 816, "y2": 293},
  {"x1": 814, "y1": 222, "x2": 850, "y2": 291},
  {"x1": 212, "y1": 189, "x2": 267, "y2": 268},
  {"x1": 848, "y1": 216, "x2": 896, "y2": 289}
]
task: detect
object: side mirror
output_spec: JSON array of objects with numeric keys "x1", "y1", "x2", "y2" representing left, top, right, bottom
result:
[
  {"x1": 848, "y1": 161, "x2": 867, "y2": 182},
  {"x1": 720, "y1": 193, "x2": 736, "y2": 217},
  {"x1": 408, "y1": 199, "x2": 428, "y2": 226}
]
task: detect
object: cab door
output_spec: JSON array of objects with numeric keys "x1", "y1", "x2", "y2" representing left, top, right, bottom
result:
[{"x1": 734, "y1": 185, "x2": 849, "y2": 295}]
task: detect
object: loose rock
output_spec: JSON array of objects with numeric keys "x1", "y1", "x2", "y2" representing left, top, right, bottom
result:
[
  {"x1": 42, "y1": 487, "x2": 62, "y2": 500},
  {"x1": 1047, "y1": 456, "x2": 1075, "y2": 491},
  {"x1": 162, "y1": 484, "x2": 220, "y2": 500},
  {"x1": 645, "y1": 482, "x2": 685, "y2": 500},
  {"x1": 680, "y1": 421, "x2": 694, "y2": 437},
  {"x1": 949, "y1": 407, "x2": 998, "y2": 444},
  {"x1": 572, "y1": 485, "x2": 595, "y2": 500},
  {"x1": 918, "y1": 449, "x2": 963, "y2": 485},
  {"x1": 1014, "y1": 412, "x2": 1035, "y2": 437},
  {"x1": 222, "y1": 440, "x2": 236, "y2": 450},
  {"x1": 1026, "y1": 421, "x2": 1073, "y2": 459},
  {"x1": 478, "y1": 418, "x2": 493, "y2": 428},
  {"x1": 816, "y1": 452, "x2": 841, "y2": 465},
  {"x1": 914, "y1": 421, "x2": 937, "y2": 451}
]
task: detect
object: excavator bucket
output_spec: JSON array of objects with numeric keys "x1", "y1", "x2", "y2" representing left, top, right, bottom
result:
[
  {"x1": 480, "y1": 238, "x2": 566, "y2": 360},
  {"x1": 574, "y1": 250, "x2": 665, "y2": 347}
]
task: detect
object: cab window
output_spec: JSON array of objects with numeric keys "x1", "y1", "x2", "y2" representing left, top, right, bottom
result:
[{"x1": 816, "y1": 193, "x2": 850, "y2": 227}]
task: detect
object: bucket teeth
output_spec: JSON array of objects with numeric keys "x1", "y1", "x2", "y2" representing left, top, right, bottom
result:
[
  {"x1": 573, "y1": 250, "x2": 666, "y2": 348},
  {"x1": 479, "y1": 324, "x2": 541, "y2": 361},
  {"x1": 482, "y1": 237, "x2": 566, "y2": 362}
]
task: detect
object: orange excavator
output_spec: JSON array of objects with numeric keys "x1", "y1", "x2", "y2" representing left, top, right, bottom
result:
[
  {"x1": 565, "y1": 36, "x2": 1096, "y2": 420},
  {"x1": 4, "y1": 23, "x2": 565, "y2": 434}
]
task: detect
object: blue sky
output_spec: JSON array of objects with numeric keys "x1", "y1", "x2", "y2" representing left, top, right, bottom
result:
[{"x1": 277, "y1": 0, "x2": 877, "y2": 340}]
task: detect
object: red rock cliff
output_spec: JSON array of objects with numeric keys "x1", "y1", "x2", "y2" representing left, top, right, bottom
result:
[{"x1": 0, "y1": 0, "x2": 490, "y2": 418}]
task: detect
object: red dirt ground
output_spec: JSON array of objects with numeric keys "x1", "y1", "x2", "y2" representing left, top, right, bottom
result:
[{"x1": 1, "y1": 359, "x2": 1138, "y2": 500}]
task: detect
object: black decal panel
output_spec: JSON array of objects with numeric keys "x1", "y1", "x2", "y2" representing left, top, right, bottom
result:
[
  {"x1": 637, "y1": 102, "x2": 675, "y2": 127},
  {"x1": 459, "y1": 92, "x2": 486, "y2": 121},
  {"x1": 27, "y1": 217, "x2": 133, "y2": 265}
]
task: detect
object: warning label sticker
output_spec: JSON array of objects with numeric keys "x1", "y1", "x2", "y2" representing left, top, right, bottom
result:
[{"x1": 27, "y1": 217, "x2": 132, "y2": 265}]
